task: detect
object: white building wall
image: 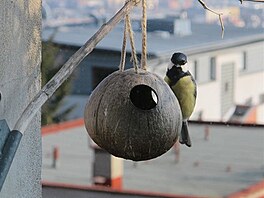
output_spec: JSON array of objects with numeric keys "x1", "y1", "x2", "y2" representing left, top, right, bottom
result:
[
  {"x1": 234, "y1": 41, "x2": 264, "y2": 106},
  {"x1": 246, "y1": 42, "x2": 264, "y2": 73},
  {"x1": 192, "y1": 81, "x2": 221, "y2": 121},
  {"x1": 189, "y1": 42, "x2": 264, "y2": 122},
  {"x1": 236, "y1": 72, "x2": 264, "y2": 105},
  {"x1": 151, "y1": 39, "x2": 264, "y2": 123},
  {"x1": 187, "y1": 54, "x2": 222, "y2": 121}
]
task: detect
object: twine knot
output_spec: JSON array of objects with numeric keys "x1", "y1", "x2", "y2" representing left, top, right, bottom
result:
[{"x1": 132, "y1": 0, "x2": 141, "y2": 6}]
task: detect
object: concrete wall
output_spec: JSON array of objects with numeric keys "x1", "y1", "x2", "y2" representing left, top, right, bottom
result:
[{"x1": 0, "y1": 1, "x2": 42, "y2": 197}]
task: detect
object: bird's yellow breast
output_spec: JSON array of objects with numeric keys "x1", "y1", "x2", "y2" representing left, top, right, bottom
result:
[{"x1": 170, "y1": 76, "x2": 196, "y2": 119}]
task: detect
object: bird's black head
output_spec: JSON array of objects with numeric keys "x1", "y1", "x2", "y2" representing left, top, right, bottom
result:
[
  {"x1": 171, "y1": 52, "x2": 187, "y2": 66},
  {"x1": 166, "y1": 65, "x2": 184, "y2": 84}
]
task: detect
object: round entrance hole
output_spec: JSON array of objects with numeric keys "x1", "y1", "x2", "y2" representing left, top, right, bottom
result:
[{"x1": 130, "y1": 84, "x2": 158, "y2": 110}]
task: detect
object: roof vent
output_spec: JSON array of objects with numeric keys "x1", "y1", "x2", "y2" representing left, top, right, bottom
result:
[{"x1": 146, "y1": 18, "x2": 192, "y2": 36}]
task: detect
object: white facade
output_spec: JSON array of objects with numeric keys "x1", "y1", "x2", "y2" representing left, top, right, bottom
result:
[{"x1": 151, "y1": 37, "x2": 264, "y2": 124}]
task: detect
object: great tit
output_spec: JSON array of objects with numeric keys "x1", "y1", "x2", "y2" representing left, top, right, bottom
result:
[{"x1": 164, "y1": 52, "x2": 197, "y2": 147}]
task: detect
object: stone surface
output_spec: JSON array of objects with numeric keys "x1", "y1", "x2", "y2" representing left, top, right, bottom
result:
[{"x1": 0, "y1": 1, "x2": 42, "y2": 197}]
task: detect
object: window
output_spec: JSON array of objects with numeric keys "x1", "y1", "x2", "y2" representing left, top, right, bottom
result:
[
  {"x1": 225, "y1": 82, "x2": 229, "y2": 92},
  {"x1": 259, "y1": 93, "x2": 264, "y2": 104},
  {"x1": 242, "y1": 51, "x2": 247, "y2": 71},
  {"x1": 193, "y1": 60, "x2": 198, "y2": 81},
  {"x1": 210, "y1": 57, "x2": 216, "y2": 80}
]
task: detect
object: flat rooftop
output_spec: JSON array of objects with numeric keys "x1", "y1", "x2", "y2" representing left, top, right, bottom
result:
[
  {"x1": 41, "y1": 119, "x2": 264, "y2": 197},
  {"x1": 42, "y1": 22, "x2": 264, "y2": 56}
]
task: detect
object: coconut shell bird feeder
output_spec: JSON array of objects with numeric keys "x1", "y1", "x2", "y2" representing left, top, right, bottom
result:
[
  {"x1": 84, "y1": 69, "x2": 182, "y2": 161},
  {"x1": 84, "y1": 0, "x2": 182, "y2": 161}
]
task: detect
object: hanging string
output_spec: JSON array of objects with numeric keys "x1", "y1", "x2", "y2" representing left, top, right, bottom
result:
[
  {"x1": 141, "y1": 0, "x2": 147, "y2": 70},
  {"x1": 126, "y1": 14, "x2": 139, "y2": 73},
  {"x1": 119, "y1": 17, "x2": 128, "y2": 72},
  {"x1": 119, "y1": 0, "x2": 141, "y2": 72},
  {"x1": 120, "y1": 0, "x2": 147, "y2": 73}
]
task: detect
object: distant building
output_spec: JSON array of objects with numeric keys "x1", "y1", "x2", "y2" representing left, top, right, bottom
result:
[{"x1": 42, "y1": 20, "x2": 264, "y2": 124}]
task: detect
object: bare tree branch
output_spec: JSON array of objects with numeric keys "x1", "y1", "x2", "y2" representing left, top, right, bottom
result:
[
  {"x1": 197, "y1": 0, "x2": 225, "y2": 38},
  {"x1": 240, "y1": 0, "x2": 264, "y2": 3},
  {"x1": 198, "y1": 0, "x2": 263, "y2": 37}
]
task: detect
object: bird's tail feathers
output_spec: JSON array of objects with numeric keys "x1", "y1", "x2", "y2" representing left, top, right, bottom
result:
[{"x1": 179, "y1": 121, "x2": 192, "y2": 147}]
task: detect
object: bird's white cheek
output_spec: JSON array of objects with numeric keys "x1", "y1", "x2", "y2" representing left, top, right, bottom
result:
[{"x1": 182, "y1": 68, "x2": 189, "y2": 72}]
